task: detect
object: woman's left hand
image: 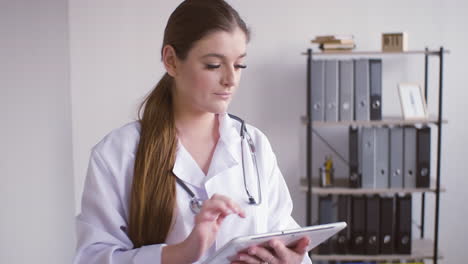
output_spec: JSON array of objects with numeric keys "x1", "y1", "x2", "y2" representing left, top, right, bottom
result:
[{"x1": 231, "y1": 236, "x2": 310, "y2": 264}]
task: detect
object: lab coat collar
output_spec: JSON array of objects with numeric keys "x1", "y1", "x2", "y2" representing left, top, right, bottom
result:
[
  {"x1": 218, "y1": 112, "x2": 243, "y2": 148},
  {"x1": 172, "y1": 113, "x2": 241, "y2": 188}
]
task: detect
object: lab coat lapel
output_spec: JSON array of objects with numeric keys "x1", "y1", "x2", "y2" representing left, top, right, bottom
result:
[
  {"x1": 205, "y1": 140, "x2": 237, "y2": 180},
  {"x1": 218, "y1": 112, "x2": 243, "y2": 161},
  {"x1": 172, "y1": 140, "x2": 206, "y2": 188},
  {"x1": 204, "y1": 113, "x2": 241, "y2": 182}
]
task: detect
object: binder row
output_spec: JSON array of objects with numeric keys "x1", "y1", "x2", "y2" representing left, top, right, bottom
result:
[
  {"x1": 310, "y1": 59, "x2": 382, "y2": 122},
  {"x1": 349, "y1": 126, "x2": 431, "y2": 189},
  {"x1": 318, "y1": 194, "x2": 412, "y2": 256}
]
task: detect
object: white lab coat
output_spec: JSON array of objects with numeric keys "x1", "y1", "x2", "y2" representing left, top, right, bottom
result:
[{"x1": 74, "y1": 113, "x2": 312, "y2": 264}]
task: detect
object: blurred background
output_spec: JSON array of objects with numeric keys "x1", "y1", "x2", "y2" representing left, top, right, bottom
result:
[{"x1": 1, "y1": 0, "x2": 467, "y2": 263}]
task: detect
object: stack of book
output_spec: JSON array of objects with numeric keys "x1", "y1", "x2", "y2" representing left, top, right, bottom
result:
[{"x1": 311, "y1": 35, "x2": 356, "y2": 52}]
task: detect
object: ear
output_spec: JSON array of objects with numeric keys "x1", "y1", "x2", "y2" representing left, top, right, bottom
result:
[{"x1": 162, "y1": 45, "x2": 179, "y2": 77}]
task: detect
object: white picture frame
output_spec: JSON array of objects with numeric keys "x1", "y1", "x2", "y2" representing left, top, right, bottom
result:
[{"x1": 398, "y1": 83, "x2": 428, "y2": 120}]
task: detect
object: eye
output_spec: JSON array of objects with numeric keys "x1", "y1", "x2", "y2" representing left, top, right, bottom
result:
[
  {"x1": 235, "y1": 64, "x2": 247, "y2": 69},
  {"x1": 205, "y1": 64, "x2": 221, "y2": 69}
]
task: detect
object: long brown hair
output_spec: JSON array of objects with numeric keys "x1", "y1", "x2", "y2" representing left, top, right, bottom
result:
[{"x1": 128, "y1": 0, "x2": 250, "y2": 248}]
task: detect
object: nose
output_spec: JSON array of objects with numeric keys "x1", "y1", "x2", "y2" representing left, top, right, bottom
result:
[{"x1": 221, "y1": 66, "x2": 236, "y2": 88}]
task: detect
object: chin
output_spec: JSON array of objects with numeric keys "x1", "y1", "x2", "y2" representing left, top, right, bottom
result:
[{"x1": 207, "y1": 103, "x2": 229, "y2": 114}]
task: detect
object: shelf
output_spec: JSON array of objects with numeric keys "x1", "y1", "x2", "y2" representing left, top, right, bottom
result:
[
  {"x1": 299, "y1": 178, "x2": 446, "y2": 195},
  {"x1": 300, "y1": 185, "x2": 446, "y2": 195},
  {"x1": 301, "y1": 49, "x2": 450, "y2": 56},
  {"x1": 311, "y1": 239, "x2": 442, "y2": 261},
  {"x1": 301, "y1": 116, "x2": 448, "y2": 127}
]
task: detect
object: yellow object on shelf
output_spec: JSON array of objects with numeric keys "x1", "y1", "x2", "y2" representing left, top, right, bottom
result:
[{"x1": 320, "y1": 155, "x2": 334, "y2": 187}]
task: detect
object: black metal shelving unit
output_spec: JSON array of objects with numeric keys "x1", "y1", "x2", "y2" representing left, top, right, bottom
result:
[{"x1": 304, "y1": 47, "x2": 448, "y2": 263}]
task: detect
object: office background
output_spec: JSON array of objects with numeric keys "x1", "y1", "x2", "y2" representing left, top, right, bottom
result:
[{"x1": 1, "y1": 0, "x2": 467, "y2": 263}]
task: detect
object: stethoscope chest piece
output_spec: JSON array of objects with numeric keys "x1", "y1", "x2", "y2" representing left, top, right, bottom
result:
[{"x1": 190, "y1": 197, "x2": 203, "y2": 214}]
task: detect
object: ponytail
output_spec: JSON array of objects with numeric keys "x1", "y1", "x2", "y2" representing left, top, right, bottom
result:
[{"x1": 128, "y1": 73, "x2": 178, "y2": 247}]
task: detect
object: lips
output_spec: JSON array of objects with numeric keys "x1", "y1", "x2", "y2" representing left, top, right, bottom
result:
[
  {"x1": 214, "y1": 92, "x2": 232, "y2": 96},
  {"x1": 214, "y1": 92, "x2": 232, "y2": 100}
]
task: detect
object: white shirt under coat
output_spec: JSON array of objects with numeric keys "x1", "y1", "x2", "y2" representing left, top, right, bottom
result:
[{"x1": 74, "y1": 113, "x2": 312, "y2": 264}]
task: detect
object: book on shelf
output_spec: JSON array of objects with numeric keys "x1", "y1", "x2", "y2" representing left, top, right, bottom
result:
[
  {"x1": 311, "y1": 34, "x2": 356, "y2": 52},
  {"x1": 311, "y1": 38, "x2": 355, "y2": 45},
  {"x1": 320, "y1": 48, "x2": 355, "y2": 53},
  {"x1": 320, "y1": 43, "x2": 356, "y2": 50},
  {"x1": 312, "y1": 34, "x2": 355, "y2": 42}
]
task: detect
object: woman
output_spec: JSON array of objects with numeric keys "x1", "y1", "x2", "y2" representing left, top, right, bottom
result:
[{"x1": 74, "y1": 0, "x2": 312, "y2": 263}]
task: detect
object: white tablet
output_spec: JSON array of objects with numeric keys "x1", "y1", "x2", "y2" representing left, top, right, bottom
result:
[{"x1": 202, "y1": 221, "x2": 347, "y2": 264}]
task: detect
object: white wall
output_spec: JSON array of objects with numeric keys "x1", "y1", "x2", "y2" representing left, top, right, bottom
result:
[
  {"x1": 437, "y1": 0, "x2": 468, "y2": 262},
  {"x1": 69, "y1": 0, "x2": 179, "y2": 213},
  {"x1": 0, "y1": 0, "x2": 75, "y2": 263},
  {"x1": 67, "y1": 0, "x2": 467, "y2": 263}
]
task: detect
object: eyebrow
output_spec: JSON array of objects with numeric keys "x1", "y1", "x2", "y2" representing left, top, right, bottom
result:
[{"x1": 200, "y1": 52, "x2": 247, "y2": 59}]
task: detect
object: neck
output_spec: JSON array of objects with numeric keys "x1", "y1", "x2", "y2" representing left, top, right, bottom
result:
[{"x1": 174, "y1": 108, "x2": 220, "y2": 140}]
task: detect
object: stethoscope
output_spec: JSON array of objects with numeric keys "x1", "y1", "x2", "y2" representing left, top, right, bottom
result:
[{"x1": 174, "y1": 114, "x2": 262, "y2": 214}]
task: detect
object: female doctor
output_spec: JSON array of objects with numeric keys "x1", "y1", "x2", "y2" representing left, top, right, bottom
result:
[{"x1": 74, "y1": 1, "x2": 312, "y2": 264}]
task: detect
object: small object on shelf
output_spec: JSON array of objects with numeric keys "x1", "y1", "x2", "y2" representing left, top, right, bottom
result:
[
  {"x1": 382, "y1": 32, "x2": 408, "y2": 52},
  {"x1": 311, "y1": 34, "x2": 356, "y2": 52},
  {"x1": 398, "y1": 83, "x2": 428, "y2": 120},
  {"x1": 320, "y1": 155, "x2": 335, "y2": 187}
]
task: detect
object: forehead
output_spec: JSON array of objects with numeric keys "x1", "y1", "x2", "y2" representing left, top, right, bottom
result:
[{"x1": 188, "y1": 27, "x2": 248, "y2": 59}]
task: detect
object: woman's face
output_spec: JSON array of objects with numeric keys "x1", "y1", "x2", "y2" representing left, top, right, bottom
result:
[{"x1": 172, "y1": 27, "x2": 248, "y2": 115}]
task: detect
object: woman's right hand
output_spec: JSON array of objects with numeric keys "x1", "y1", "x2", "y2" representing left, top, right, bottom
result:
[{"x1": 162, "y1": 194, "x2": 245, "y2": 264}]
